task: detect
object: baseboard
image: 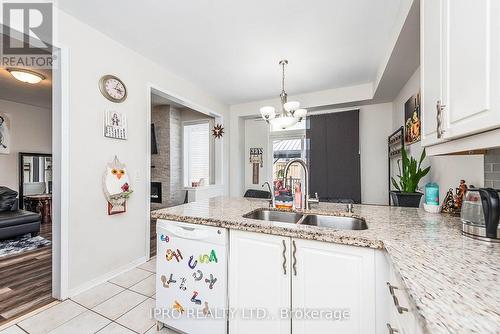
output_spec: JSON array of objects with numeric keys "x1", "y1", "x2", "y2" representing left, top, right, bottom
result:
[{"x1": 66, "y1": 256, "x2": 148, "y2": 298}]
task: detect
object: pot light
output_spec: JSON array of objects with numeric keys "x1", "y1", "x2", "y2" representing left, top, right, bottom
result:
[{"x1": 7, "y1": 68, "x2": 45, "y2": 84}]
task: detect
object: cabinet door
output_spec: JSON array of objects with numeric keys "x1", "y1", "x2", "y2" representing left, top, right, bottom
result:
[
  {"x1": 445, "y1": 0, "x2": 500, "y2": 138},
  {"x1": 421, "y1": 0, "x2": 446, "y2": 146},
  {"x1": 228, "y1": 230, "x2": 291, "y2": 334},
  {"x1": 292, "y1": 239, "x2": 376, "y2": 334},
  {"x1": 375, "y1": 251, "x2": 390, "y2": 334}
]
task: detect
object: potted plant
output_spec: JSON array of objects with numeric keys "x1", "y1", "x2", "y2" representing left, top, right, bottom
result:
[{"x1": 391, "y1": 148, "x2": 431, "y2": 207}]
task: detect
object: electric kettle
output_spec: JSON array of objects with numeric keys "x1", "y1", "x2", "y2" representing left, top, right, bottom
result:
[{"x1": 461, "y1": 188, "x2": 500, "y2": 242}]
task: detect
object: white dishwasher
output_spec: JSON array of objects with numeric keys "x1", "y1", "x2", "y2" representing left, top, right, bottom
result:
[{"x1": 155, "y1": 219, "x2": 228, "y2": 334}]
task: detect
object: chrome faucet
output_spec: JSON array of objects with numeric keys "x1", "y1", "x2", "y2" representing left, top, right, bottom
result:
[
  {"x1": 262, "y1": 182, "x2": 275, "y2": 208},
  {"x1": 283, "y1": 158, "x2": 319, "y2": 211}
]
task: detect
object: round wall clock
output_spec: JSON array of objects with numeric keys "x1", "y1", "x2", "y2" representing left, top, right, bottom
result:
[{"x1": 99, "y1": 75, "x2": 127, "y2": 103}]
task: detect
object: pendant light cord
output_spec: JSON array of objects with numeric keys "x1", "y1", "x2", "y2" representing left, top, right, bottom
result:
[{"x1": 281, "y1": 61, "x2": 286, "y2": 94}]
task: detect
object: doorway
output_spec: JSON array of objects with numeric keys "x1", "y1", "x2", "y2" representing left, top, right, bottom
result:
[
  {"x1": 0, "y1": 63, "x2": 55, "y2": 323},
  {"x1": 147, "y1": 86, "x2": 223, "y2": 258}
]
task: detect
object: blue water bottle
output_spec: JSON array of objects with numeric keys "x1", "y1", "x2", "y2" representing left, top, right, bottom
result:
[{"x1": 425, "y1": 183, "x2": 439, "y2": 205}]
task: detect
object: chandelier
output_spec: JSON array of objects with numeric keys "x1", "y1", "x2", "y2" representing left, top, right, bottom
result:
[{"x1": 259, "y1": 60, "x2": 307, "y2": 130}]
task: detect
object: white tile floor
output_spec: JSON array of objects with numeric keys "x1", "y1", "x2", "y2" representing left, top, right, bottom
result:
[{"x1": 0, "y1": 257, "x2": 178, "y2": 334}]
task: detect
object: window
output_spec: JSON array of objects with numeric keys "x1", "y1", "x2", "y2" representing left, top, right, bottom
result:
[
  {"x1": 271, "y1": 135, "x2": 307, "y2": 194},
  {"x1": 183, "y1": 121, "x2": 213, "y2": 187}
]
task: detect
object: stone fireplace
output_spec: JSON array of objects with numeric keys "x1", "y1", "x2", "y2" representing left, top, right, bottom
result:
[
  {"x1": 151, "y1": 105, "x2": 183, "y2": 209},
  {"x1": 151, "y1": 182, "x2": 162, "y2": 203}
]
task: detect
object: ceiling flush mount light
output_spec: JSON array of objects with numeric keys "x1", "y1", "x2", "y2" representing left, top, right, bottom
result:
[
  {"x1": 7, "y1": 68, "x2": 45, "y2": 84},
  {"x1": 260, "y1": 59, "x2": 307, "y2": 130}
]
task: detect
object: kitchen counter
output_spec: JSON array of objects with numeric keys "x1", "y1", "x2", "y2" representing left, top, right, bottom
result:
[{"x1": 151, "y1": 197, "x2": 500, "y2": 334}]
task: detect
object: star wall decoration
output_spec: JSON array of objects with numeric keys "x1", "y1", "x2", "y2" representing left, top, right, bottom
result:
[{"x1": 212, "y1": 123, "x2": 224, "y2": 139}]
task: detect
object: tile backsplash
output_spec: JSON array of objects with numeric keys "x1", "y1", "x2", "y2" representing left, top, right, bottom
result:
[{"x1": 484, "y1": 148, "x2": 500, "y2": 189}]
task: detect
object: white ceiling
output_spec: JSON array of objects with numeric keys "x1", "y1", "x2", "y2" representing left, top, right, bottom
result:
[
  {"x1": 0, "y1": 67, "x2": 52, "y2": 109},
  {"x1": 373, "y1": 0, "x2": 420, "y2": 101},
  {"x1": 57, "y1": 0, "x2": 404, "y2": 104},
  {"x1": 0, "y1": 31, "x2": 52, "y2": 109}
]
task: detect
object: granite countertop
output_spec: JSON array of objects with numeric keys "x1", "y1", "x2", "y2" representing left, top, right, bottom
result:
[{"x1": 151, "y1": 197, "x2": 500, "y2": 334}]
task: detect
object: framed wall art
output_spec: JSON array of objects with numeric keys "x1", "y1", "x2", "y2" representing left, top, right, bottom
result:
[
  {"x1": 404, "y1": 92, "x2": 421, "y2": 145},
  {"x1": 104, "y1": 110, "x2": 127, "y2": 140},
  {"x1": 249, "y1": 147, "x2": 263, "y2": 184},
  {"x1": 0, "y1": 112, "x2": 11, "y2": 154}
]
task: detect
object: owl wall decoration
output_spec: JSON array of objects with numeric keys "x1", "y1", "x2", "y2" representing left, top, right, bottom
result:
[{"x1": 102, "y1": 156, "x2": 133, "y2": 215}]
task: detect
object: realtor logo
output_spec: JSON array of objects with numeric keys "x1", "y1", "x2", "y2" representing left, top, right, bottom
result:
[{"x1": 1, "y1": 2, "x2": 53, "y2": 68}]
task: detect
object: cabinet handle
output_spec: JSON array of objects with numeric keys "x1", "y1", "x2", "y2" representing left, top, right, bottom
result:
[
  {"x1": 386, "y1": 323, "x2": 399, "y2": 334},
  {"x1": 282, "y1": 240, "x2": 287, "y2": 275},
  {"x1": 292, "y1": 240, "x2": 297, "y2": 276},
  {"x1": 386, "y1": 282, "x2": 409, "y2": 314},
  {"x1": 387, "y1": 282, "x2": 398, "y2": 295},
  {"x1": 394, "y1": 297, "x2": 409, "y2": 314},
  {"x1": 436, "y1": 100, "x2": 446, "y2": 139}
]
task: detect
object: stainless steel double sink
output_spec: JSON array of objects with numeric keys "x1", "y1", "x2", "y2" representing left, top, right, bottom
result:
[{"x1": 243, "y1": 209, "x2": 368, "y2": 230}]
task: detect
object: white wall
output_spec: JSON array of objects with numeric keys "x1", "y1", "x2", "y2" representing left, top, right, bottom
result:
[
  {"x1": 53, "y1": 8, "x2": 229, "y2": 295},
  {"x1": 391, "y1": 68, "x2": 484, "y2": 203},
  {"x1": 0, "y1": 99, "x2": 52, "y2": 192},
  {"x1": 359, "y1": 103, "x2": 393, "y2": 205},
  {"x1": 392, "y1": 68, "x2": 420, "y2": 131}
]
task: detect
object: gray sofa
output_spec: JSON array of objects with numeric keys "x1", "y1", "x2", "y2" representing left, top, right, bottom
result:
[{"x1": 0, "y1": 188, "x2": 41, "y2": 240}]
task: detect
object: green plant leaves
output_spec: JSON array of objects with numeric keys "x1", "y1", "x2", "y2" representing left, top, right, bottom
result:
[
  {"x1": 392, "y1": 148, "x2": 430, "y2": 193},
  {"x1": 391, "y1": 177, "x2": 401, "y2": 191}
]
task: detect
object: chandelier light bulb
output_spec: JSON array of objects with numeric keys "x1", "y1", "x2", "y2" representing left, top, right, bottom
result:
[
  {"x1": 284, "y1": 101, "x2": 300, "y2": 112},
  {"x1": 260, "y1": 106, "x2": 276, "y2": 120},
  {"x1": 294, "y1": 108, "x2": 307, "y2": 120}
]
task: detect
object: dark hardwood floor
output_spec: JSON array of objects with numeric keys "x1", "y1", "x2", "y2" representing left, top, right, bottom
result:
[
  {"x1": 0, "y1": 220, "x2": 54, "y2": 325},
  {"x1": 0, "y1": 218, "x2": 156, "y2": 325},
  {"x1": 150, "y1": 219, "x2": 157, "y2": 257}
]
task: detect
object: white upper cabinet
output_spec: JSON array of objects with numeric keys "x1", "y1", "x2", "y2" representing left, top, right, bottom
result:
[
  {"x1": 446, "y1": 0, "x2": 498, "y2": 138},
  {"x1": 421, "y1": 0, "x2": 500, "y2": 147},
  {"x1": 421, "y1": 0, "x2": 445, "y2": 146}
]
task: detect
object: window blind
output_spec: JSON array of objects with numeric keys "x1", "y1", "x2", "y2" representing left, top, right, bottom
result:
[{"x1": 184, "y1": 122, "x2": 210, "y2": 186}]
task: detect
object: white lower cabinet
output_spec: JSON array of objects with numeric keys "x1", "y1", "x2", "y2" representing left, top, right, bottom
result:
[
  {"x1": 228, "y1": 230, "x2": 291, "y2": 334},
  {"x1": 291, "y1": 238, "x2": 376, "y2": 334},
  {"x1": 379, "y1": 252, "x2": 424, "y2": 334},
  {"x1": 229, "y1": 230, "x2": 379, "y2": 334}
]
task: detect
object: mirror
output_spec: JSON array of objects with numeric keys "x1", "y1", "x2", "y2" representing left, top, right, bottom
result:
[{"x1": 18, "y1": 152, "x2": 52, "y2": 209}]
